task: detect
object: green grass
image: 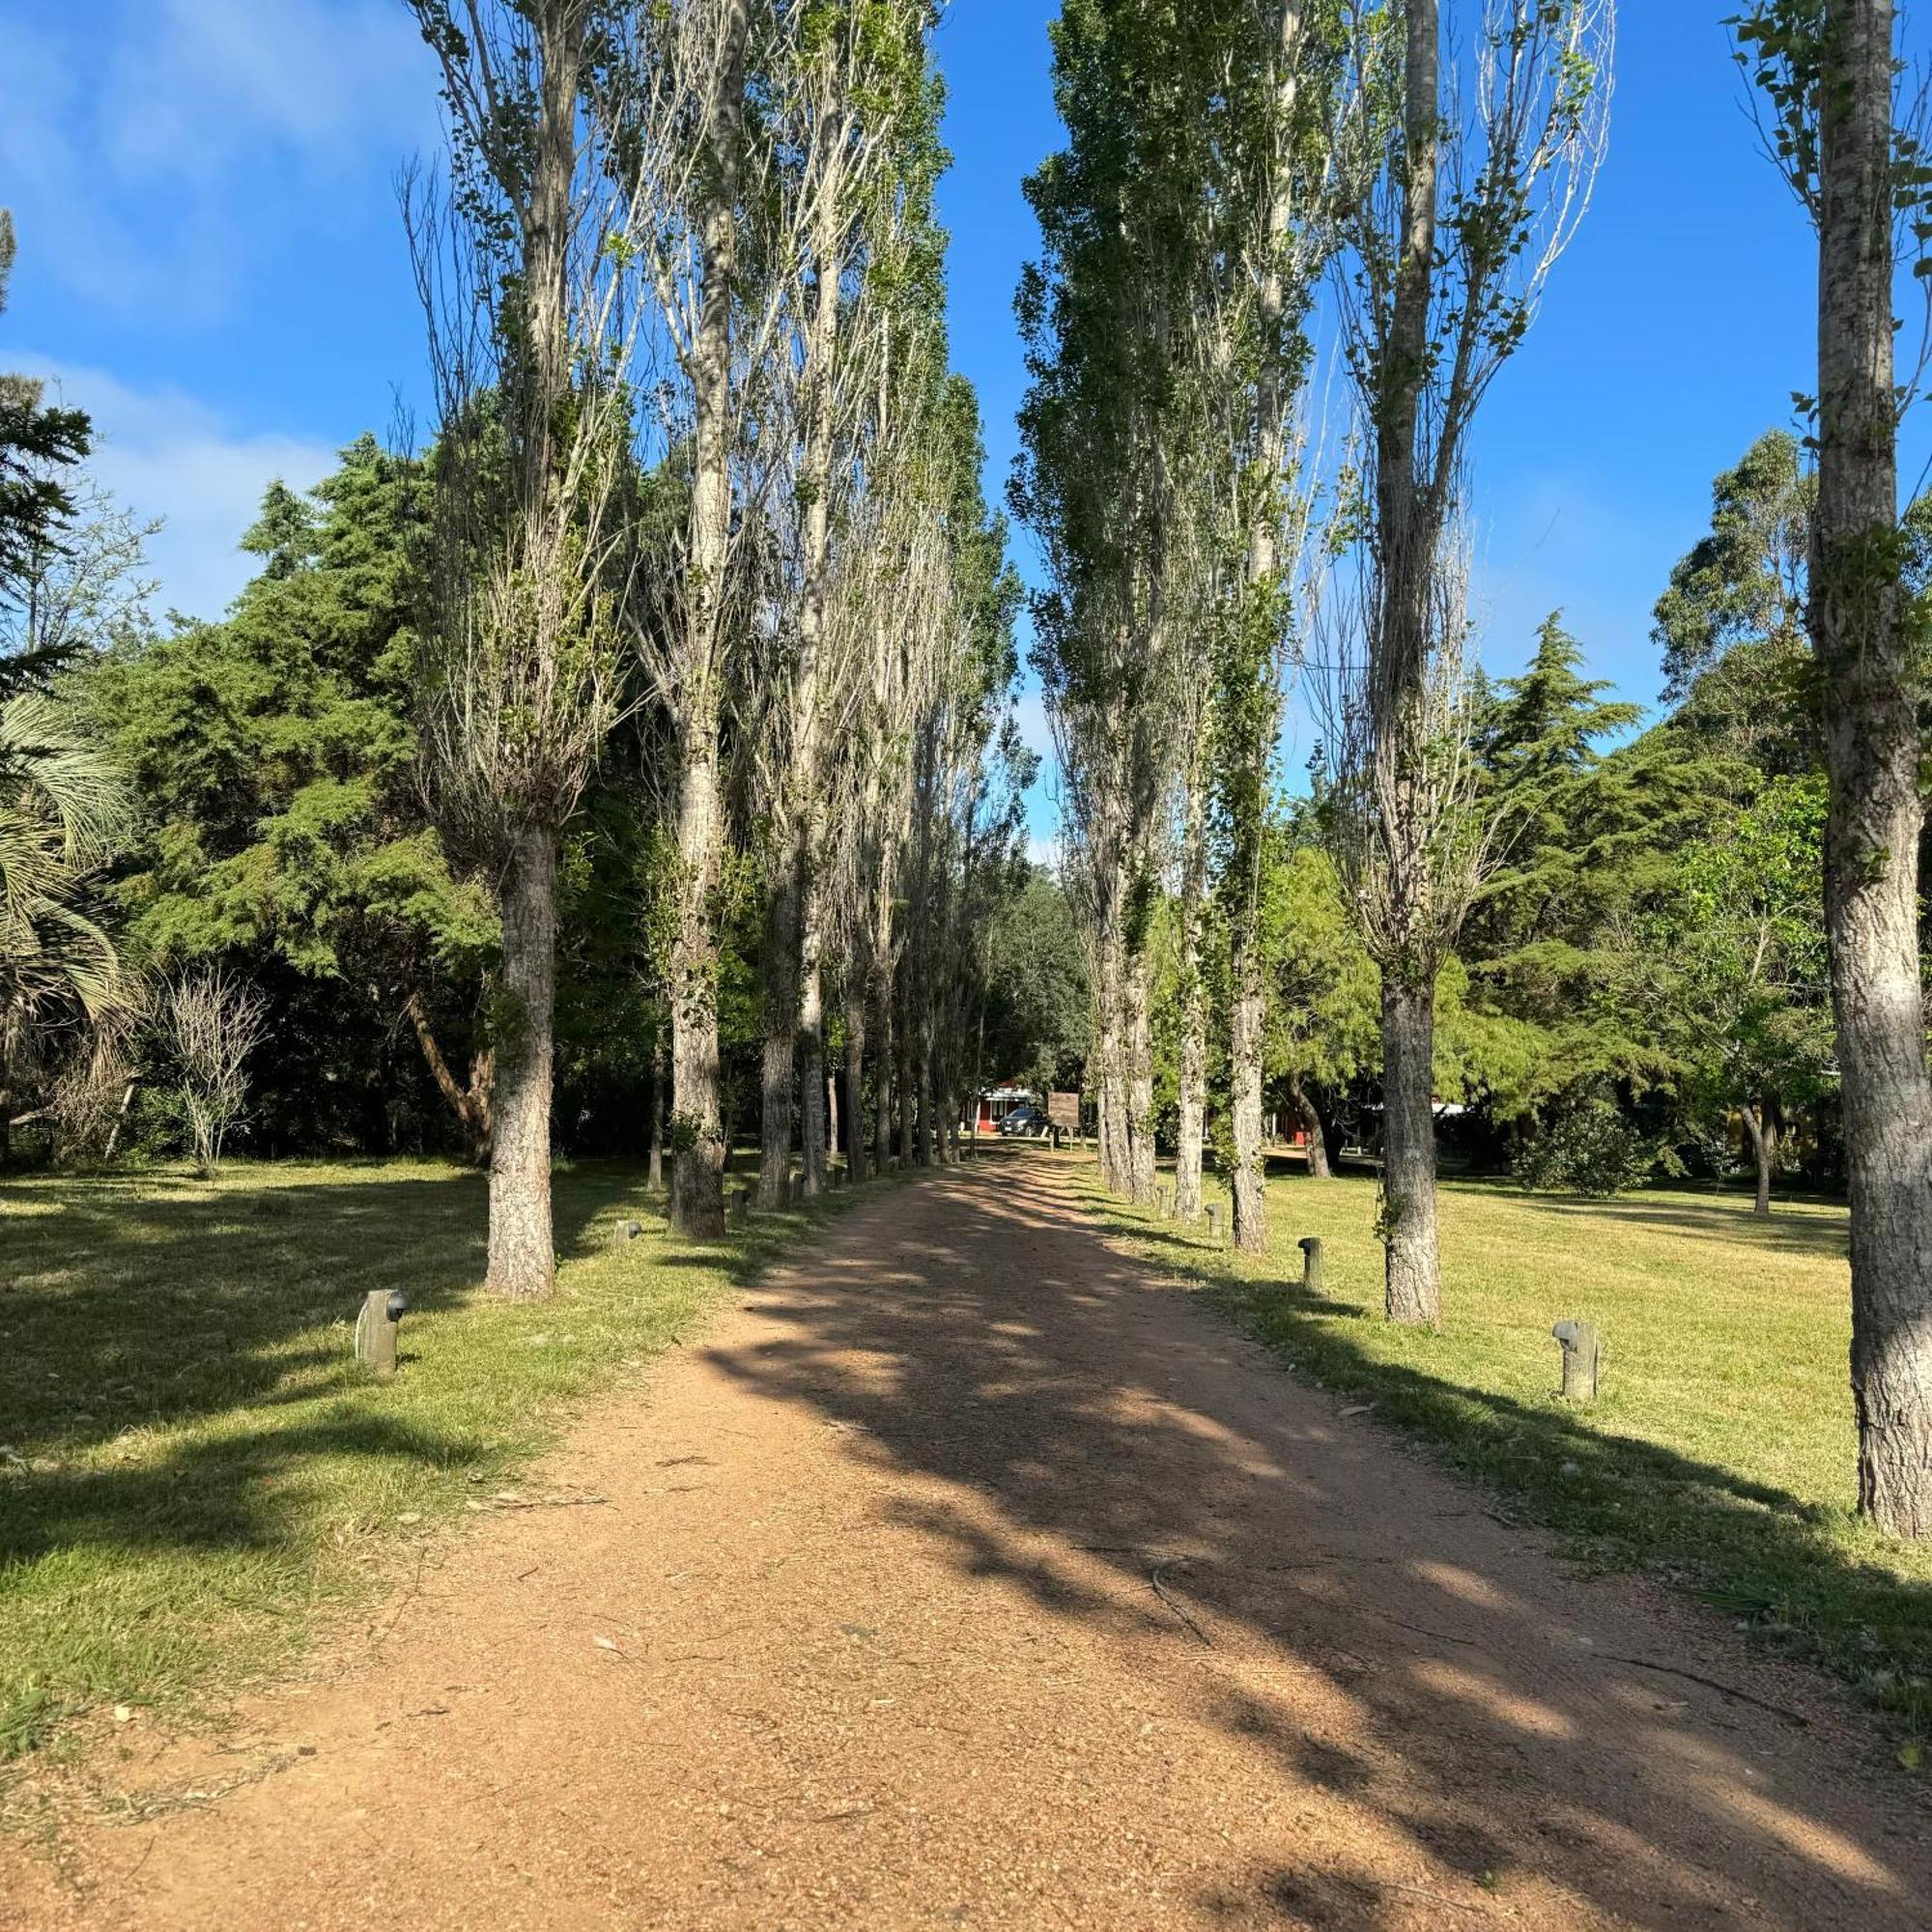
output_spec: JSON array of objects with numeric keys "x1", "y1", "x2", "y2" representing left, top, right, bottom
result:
[
  {"x1": 0, "y1": 1155, "x2": 868, "y2": 1768},
  {"x1": 1084, "y1": 1163, "x2": 1932, "y2": 1742}
]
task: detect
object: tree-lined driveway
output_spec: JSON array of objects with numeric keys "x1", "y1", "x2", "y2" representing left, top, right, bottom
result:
[{"x1": 11, "y1": 1153, "x2": 1930, "y2": 1929}]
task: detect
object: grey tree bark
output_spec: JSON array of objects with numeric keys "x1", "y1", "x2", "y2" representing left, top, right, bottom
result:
[
  {"x1": 844, "y1": 982, "x2": 868, "y2": 1183},
  {"x1": 759, "y1": 870, "x2": 799, "y2": 1209},
  {"x1": 1124, "y1": 942, "x2": 1156, "y2": 1205},
  {"x1": 1291, "y1": 1076, "x2": 1330, "y2": 1180},
  {"x1": 487, "y1": 825, "x2": 557, "y2": 1300},
  {"x1": 1175, "y1": 759, "x2": 1208, "y2": 1220},
  {"x1": 668, "y1": 2, "x2": 749, "y2": 1239},
  {"x1": 1369, "y1": 0, "x2": 1445, "y2": 1321},
  {"x1": 648, "y1": 1028, "x2": 666, "y2": 1191},
  {"x1": 1742, "y1": 1098, "x2": 1777, "y2": 1217},
  {"x1": 1813, "y1": 0, "x2": 1932, "y2": 1534},
  {"x1": 1379, "y1": 978, "x2": 1440, "y2": 1328},
  {"x1": 1228, "y1": 930, "x2": 1267, "y2": 1251}
]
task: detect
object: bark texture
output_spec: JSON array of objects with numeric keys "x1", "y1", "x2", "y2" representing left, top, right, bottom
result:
[
  {"x1": 406, "y1": 989, "x2": 493, "y2": 1163},
  {"x1": 1369, "y1": 0, "x2": 1445, "y2": 1325},
  {"x1": 1379, "y1": 977, "x2": 1440, "y2": 1329},
  {"x1": 668, "y1": 2, "x2": 748, "y2": 1240},
  {"x1": 1123, "y1": 945, "x2": 1156, "y2": 1206},
  {"x1": 487, "y1": 826, "x2": 557, "y2": 1300},
  {"x1": 1291, "y1": 1077, "x2": 1330, "y2": 1180},
  {"x1": 1175, "y1": 765, "x2": 1208, "y2": 1220},
  {"x1": 648, "y1": 1031, "x2": 666, "y2": 1192},
  {"x1": 1228, "y1": 925, "x2": 1266, "y2": 1254},
  {"x1": 1814, "y1": 0, "x2": 1932, "y2": 1535},
  {"x1": 760, "y1": 870, "x2": 799, "y2": 1209},
  {"x1": 1742, "y1": 1100, "x2": 1777, "y2": 1217}
]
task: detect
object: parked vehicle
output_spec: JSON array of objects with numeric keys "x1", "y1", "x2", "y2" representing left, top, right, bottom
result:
[{"x1": 997, "y1": 1104, "x2": 1051, "y2": 1138}]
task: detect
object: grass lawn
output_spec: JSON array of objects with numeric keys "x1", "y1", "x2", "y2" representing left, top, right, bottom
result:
[
  {"x1": 0, "y1": 1155, "x2": 866, "y2": 1769},
  {"x1": 1083, "y1": 1163, "x2": 1932, "y2": 1743}
]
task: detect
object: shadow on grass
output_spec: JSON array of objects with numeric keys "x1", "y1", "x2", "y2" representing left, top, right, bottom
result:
[
  {"x1": 1520, "y1": 1191, "x2": 1850, "y2": 1262},
  {"x1": 0, "y1": 1162, "x2": 648, "y2": 1470},
  {"x1": 701, "y1": 1155, "x2": 1932, "y2": 1927},
  {"x1": 0, "y1": 1411, "x2": 493, "y2": 1566},
  {"x1": 1076, "y1": 1187, "x2": 1929, "y2": 1730}
]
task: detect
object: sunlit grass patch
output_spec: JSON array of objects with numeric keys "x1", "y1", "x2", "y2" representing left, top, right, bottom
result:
[
  {"x1": 0, "y1": 1156, "x2": 867, "y2": 1767},
  {"x1": 1084, "y1": 1162, "x2": 1932, "y2": 1743}
]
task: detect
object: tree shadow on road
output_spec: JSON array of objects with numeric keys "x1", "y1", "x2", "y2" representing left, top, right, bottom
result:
[{"x1": 704, "y1": 1156, "x2": 1932, "y2": 1930}]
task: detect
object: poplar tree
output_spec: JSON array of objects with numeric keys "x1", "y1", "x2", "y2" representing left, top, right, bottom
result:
[
  {"x1": 1330, "y1": 0, "x2": 1611, "y2": 1323},
  {"x1": 406, "y1": 0, "x2": 630, "y2": 1298},
  {"x1": 1736, "y1": 0, "x2": 1932, "y2": 1534}
]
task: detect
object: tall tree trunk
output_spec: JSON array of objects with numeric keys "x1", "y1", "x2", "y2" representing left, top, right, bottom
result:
[
  {"x1": 1229, "y1": 913, "x2": 1266, "y2": 1253},
  {"x1": 1221, "y1": 2, "x2": 1307, "y2": 1259},
  {"x1": 487, "y1": 824, "x2": 557, "y2": 1300},
  {"x1": 648, "y1": 1027, "x2": 666, "y2": 1191},
  {"x1": 671, "y1": 726, "x2": 727, "y2": 1236},
  {"x1": 897, "y1": 972, "x2": 918, "y2": 1167},
  {"x1": 1094, "y1": 905, "x2": 1129, "y2": 1192},
  {"x1": 1380, "y1": 976, "x2": 1440, "y2": 1328},
  {"x1": 1175, "y1": 760, "x2": 1208, "y2": 1220},
  {"x1": 1742, "y1": 1099, "x2": 1776, "y2": 1217},
  {"x1": 874, "y1": 962, "x2": 895, "y2": 1173},
  {"x1": 1370, "y1": 0, "x2": 1445, "y2": 1325},
  {"x1": 1815, "y1": 0, "x2": 1932, "y2": 1534},
  {"x1": 759, "y1": 868, "x2": 798, "y2": 1209},
  {"x1": 1291, "y1": 1075, "x2": 1330, "y2": 1179},
  {"x1": 1124, "y1": 942, "x2": 1156, "y2": 1205},
  {"x1": 405, "y1": 988, "x2": 492, "y2": 1162},
  {"x1": 845, "y1": 983, "x2": 868, "y2": 1183},
  {"x1": 917, "y1": 1004, "x2": 935, "y2": 1167},
  {"x1": 668, "y1": 0, "x2": 747, "y2": 1241}
]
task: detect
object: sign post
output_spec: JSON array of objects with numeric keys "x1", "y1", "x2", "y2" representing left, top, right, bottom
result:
[{"x1": 1047, "y1": 1091, "x2": 1080, "y2": 1149}]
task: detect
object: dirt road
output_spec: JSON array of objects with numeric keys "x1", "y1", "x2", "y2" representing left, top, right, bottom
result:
[{"x1": 9, "y1": 1153, "x2": 1930, "y2": 1929}]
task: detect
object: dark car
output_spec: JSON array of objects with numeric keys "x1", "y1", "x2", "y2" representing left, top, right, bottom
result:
[{"x1": 997, "y1": 1104, "x2": 1050, "y2": 1138}]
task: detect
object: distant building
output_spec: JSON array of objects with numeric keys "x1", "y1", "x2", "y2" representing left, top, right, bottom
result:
[{"x1": 968, "y1": 1084, "x2": 1036, "y2": 1132}]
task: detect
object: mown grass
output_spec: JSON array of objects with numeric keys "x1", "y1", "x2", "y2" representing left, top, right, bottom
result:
[
  {"x1": 0, "y1": 1155, "x2": 868, "y2": 1768},
  {"x1": 1082, "y1": 1162, "x2": 1932, "y2": 1744}
]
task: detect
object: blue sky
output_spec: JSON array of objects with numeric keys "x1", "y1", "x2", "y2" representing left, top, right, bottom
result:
[{"x1": 0, "y1": 1, "x2": 1889, "y2": 840}]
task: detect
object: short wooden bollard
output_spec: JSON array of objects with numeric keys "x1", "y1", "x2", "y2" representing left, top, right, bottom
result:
[
  {"x1": 611, "y1": 1218, "x2": 643, "y2": 1249},
  {"x1": 1205, "y1": 1203, "x2": 1225, "y2": 1245},
  {"x1": 1155, "y1": 1183, "x2": 1172, "y2": 1217},
  {"x1": 1298, "y1": 1236, "x2": 1323, "y2": 1295},
  {"x1": 355, "y1": 1290, "x2": 406, "y2": 1381},
  {"x1": 730, "y1": 1185, "x2": 751, "y2": 1222},
  {"x1": 1552, "y1": 1319, "x2": 1601, "y2": 1401}
]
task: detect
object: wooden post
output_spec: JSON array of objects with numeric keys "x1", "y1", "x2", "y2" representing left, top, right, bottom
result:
[
  {"x1": 611, "y1": 1218, "x2": 643, "y2": 1249},
  {"x1": 1298, "y1": 1236, "x2": 1323, "y2": 1296},
  {"x1": 1552, "y1": 1320, "x2": 1601, "y2": 1401},
  {"x1": 1205, "y1": 1204, "x2": 1225, "y2": 1245},
  {"x1": 355, "y1": 1291, "x2": 401, "y2": 1381}
]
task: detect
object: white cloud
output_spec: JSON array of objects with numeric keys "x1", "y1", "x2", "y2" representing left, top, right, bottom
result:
[
  {"x1": 16, "y1": 356, "x2": 339, "y2": 624},
  {"x1": 1011, "y1": 687, "x2": 1054, "y2": 759},
  {"x1": 0, "y1": 0, "x2": 435, "y2": 315}
]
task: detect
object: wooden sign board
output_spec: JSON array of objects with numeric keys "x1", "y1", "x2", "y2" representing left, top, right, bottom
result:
[{"x1": 1047, "y1": 1091, "x2": 1080, "y2": 1134}]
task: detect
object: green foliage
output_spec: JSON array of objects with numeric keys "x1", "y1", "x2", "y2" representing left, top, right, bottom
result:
[
  {"x1": 0, "y1": 213, "x2": 94, "y2": 637},
  {"x1": 0, "y1": 689, "x2": 130, "y2": 1031},
  {"x1": 1512, "y1": 1090, "x2": 1662, "y2": 1197},
  {"x1": 980, "y1": 867, "x2": 1090, "y2": 1094}
]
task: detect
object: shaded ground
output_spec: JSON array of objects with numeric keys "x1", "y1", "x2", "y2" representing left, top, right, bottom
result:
[{"x1": 6, "y1": 1152, "x2": 1930, "y2": 1928}]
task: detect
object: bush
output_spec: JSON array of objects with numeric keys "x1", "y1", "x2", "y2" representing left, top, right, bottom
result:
[{"x1": 1514, "y1": 1095, "x2": 1660, "y2": 1198}]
